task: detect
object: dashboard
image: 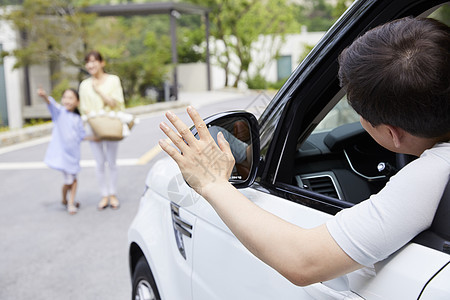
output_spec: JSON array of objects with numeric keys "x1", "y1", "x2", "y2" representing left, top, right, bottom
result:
[{"x1": 295, "y1": 122, "x2": 398, "y2": 204}]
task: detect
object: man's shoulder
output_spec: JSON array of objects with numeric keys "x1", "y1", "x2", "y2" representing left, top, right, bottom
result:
[{"x1": 423, "y1": 142, "x2": 450, "y2": 165}]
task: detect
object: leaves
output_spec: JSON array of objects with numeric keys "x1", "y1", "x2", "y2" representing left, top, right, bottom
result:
[
  {"x1": 2, "y1": 0, "x2": 351, "y2": 98},
  {"x1": 188, "y1": 0, "x2": 297, "y2": 87}
]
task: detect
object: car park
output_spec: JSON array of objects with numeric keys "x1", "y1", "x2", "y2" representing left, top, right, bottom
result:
[{"x1": 128, "y1": 0, "x2": 450, "y2": 299}]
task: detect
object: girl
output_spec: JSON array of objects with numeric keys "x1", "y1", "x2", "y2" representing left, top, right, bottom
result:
[
  {"x1": 79, "y1": 50, "x2": 125, "y2": 210},
  {"x1": 38, "y1": 87, "x2": 87, "y2": 215}
]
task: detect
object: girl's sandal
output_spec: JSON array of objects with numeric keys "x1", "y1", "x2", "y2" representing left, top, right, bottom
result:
[
  {"x1": 67, "y1": 203, "x2": 78, "y2": 215},
  {"x1": 62, "y1": 199, "x2": 80, "y2": 208},
  {"x1": 109, "y1": 195, "x2": 120, "y2": 210},
  {"x1": 98, "y1": 197, "x2": 109, "y2": 210}
]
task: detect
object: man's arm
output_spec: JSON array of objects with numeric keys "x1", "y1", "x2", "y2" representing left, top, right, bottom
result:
[
  {"x1": 202, "y1": 181, "x2": 362, "y2": 286},
  {"x1": 159, "y1": 106, "x2": 362, "y2": 286}
]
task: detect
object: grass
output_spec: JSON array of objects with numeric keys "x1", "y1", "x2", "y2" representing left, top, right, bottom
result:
[{"x1": 23, "y1": 119, "x2": 52, "y2": 127}]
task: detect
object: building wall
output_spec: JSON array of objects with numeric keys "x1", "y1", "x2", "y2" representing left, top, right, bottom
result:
[
  {"x1": 0, "y1": 7, "x2": 24, "y2": 129},
  {"x1": 22, "y1": 64, "x2": 52, "y2": 119},
  {"x1": 247, "y1": 29, "x2": 325, "y2": 84},
  {"x1": 179, "y1": 30, "x2": 325, "y2": 91},
  {"x1": 0, "y1": 7, "x2": 75, "y2": 126}
]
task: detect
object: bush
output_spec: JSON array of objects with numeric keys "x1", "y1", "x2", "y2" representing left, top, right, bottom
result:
[
  {"x1": 268, "y1": 77, "x2": 289, "y2": 90},
  {"x1": 246, "y1": 74, "x2": 268, "y2": 90},
  {"x1": 126, "y1": 95, "x2": 156, "y2": 108}
]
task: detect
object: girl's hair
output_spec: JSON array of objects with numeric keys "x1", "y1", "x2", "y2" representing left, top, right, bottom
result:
[
  {"x1": 64, "y1": 88, "x2": 81, "y2": 115},
  {"x1": 84, "y1": 50, "x2": 103, "y2": 63}
]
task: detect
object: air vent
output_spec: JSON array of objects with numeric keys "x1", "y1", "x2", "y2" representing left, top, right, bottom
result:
[{"x1": 299, "y1": 174, "x2": 340, "y2": 199}]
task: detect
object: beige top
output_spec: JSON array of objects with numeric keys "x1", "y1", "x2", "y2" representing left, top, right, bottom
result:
[{"x1": 79, "y1": 74, "x2": 125, "y2": 115}]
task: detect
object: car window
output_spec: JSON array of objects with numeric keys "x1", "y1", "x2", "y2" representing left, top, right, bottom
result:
[
  {"x1": 312, "y1": 95, "x2": 359, "y2": 134},
  {"x1": 427, "y1": 4, "x2": 450, "y2": 26},
  {"x1": 289, "y1": 4, "x2": 450, "y2": 204}
]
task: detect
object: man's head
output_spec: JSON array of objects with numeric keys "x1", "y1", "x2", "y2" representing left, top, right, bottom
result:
[{"x1": 338, "y1": 17, "x2": 449, "y2": 139}]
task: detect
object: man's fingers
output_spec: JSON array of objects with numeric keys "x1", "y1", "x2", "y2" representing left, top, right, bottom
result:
[
  {"x1": 217, "y1": 131, "x2": 233, "y2": 156},
  {"x1": 158, "y1": 139, "x2": 183, "y2": 161},
  {"x1": 165, "y1": 111, "x2": 198, "y2": 145},
  {"x1": 187, "y1": 106, "x2": 212, "y2": 141},
  {"x1": 159, "y1": 122, "x2": 189, "y2": 153}
]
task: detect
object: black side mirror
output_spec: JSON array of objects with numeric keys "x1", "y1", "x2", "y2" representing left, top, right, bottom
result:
[{"x1": 190, "y1": 111, "x2": 260, "y2": 189}]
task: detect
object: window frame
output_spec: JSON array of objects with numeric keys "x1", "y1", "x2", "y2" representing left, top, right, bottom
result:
[{"x1": 256, "y1": 0, "x2": 448, "y2": 216}]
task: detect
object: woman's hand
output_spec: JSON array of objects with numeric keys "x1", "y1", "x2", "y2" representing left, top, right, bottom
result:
[
  {"x1": 159, "y1": 106, "x2": 235, "y2": 195},
  {"x1": 92, "y1": 79, "x2": 116, "y2": 108}
]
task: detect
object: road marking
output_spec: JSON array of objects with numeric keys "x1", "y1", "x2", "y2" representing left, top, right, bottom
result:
[
  {"x1": 0, "y1": 140, "x2": 169, "y2": 170},
  {"x1": 136, "y1": 138, "x2": 169, "y2": 165}
]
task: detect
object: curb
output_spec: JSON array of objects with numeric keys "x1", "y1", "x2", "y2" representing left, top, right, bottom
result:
[{"x1": 0, "y1": 100, "x2": 189, "y2": 148}]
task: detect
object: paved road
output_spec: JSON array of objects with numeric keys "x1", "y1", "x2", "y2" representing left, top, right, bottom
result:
[{"x1": 0, "y1": 94, "x2": 268, "y2": 300}]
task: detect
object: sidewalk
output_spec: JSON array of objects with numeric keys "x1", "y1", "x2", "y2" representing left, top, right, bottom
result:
[{"x1": 0, "y1": 89, "x2": 257, "y2": 148}]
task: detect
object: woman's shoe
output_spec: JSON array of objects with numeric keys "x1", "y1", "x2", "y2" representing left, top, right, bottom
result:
[
  {"x1": 97, "y1": 197, "x2": 109, "y2": 210},
  {"x1": 109, "y1": 195, "x2": 120, "y2": 210},
  {"x1": 67, "y1": 203, "x2": 78, "y2": 215}
]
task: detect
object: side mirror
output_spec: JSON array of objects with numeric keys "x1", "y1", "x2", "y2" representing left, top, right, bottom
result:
[{"x1": 190, "y1": 111, "x2": 260, "y2": 189}]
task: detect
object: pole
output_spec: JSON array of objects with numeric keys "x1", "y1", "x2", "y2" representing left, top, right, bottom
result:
[{"x1": 170, "y1": 9, "x2": 179, "y2": 100}]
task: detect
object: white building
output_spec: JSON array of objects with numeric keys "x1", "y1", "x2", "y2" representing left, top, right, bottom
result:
[
  {"x1": 0, "y1": 6, "x2": 56, "y2": 129},
  {"x1": 0, "y1": 6, "x2": 24, "y2": 129},
  {"x1": 178, "y1": 29, "x2": 325, "y2": 91}
]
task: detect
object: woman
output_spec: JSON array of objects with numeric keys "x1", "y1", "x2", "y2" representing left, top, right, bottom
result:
[{"x1": 79, "y1": 50, "x2": 125, "y2": 210}]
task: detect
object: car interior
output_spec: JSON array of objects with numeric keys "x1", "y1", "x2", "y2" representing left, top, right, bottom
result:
[
  {"x1": 282, "y1": 4, "x2": 449, "y2": 253},
  {"x1": 294, "y1": 96, "x2": 403, "y2": 205},
  {"x1": 282, "y1": 4, "x2": 449, "y2": 207},
  {"x1": 211, "y1": 3, "x2": 449, "y2": 253}
]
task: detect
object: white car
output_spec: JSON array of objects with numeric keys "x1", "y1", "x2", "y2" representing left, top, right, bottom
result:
[{"x1": 128, "y1": 0, "x2": 450, "y2": 299}]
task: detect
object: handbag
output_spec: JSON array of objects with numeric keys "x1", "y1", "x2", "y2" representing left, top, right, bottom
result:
[{"x1": 87, "y1": 115, "x2": 124, "y2": 141}]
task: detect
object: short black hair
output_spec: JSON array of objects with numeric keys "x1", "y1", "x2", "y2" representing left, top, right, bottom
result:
[{"x1": 338, "y1": 17, "x2": 450, "y2": 138}]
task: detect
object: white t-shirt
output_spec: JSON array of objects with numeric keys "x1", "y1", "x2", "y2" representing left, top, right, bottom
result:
[{"x1": 326, "y1": 142, "x2": 450, "y2": 267}]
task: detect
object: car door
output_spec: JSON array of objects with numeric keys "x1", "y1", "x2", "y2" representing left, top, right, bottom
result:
[
  {"x1": 189, "y1": 0, "x2": 449, "y2": 299},
  {"x1": 188, "y1": 186, "x2": 337, "y2": 300},
  {"x1": 418, "y1": 263, "x2": 450, "y2": 299}
]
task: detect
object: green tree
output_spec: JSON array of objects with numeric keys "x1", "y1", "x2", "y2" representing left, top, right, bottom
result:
[
  {"x1": 188, "y1": 0, "x2": 295, "y2": 87},
  {"x1": 292, "y1": 0, "x2": 334, "y2": 31},
  {"x1": 0, "y1": 0, "x2": 23, "y2": 5},
  {"x1": 3, "y1": 0, "x2": 94, "y2": 90},
  {"x1": 177, "y1": 14, "x2": 206, "y2": 63},
  {"x1": 4, "y1": 0, "x2": 87, "y2": 68},
  {"x1": 332, "y1": 0, "x2": 352, "y2": 20},
  {"x1": 2, "y1": 0, "x2": 173, "y2": 104}
]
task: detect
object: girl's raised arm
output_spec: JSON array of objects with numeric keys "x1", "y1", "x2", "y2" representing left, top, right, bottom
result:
[{"x1": 37, "y1": 87, "x2": 50, "y2": 104}]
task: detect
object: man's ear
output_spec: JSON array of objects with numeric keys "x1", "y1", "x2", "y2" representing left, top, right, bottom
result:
[{"x1": 386, "y1": 125, "x2": 404, "y2": 149}]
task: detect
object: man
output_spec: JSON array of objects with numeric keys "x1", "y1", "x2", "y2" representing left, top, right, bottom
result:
[{"x1": 158, "y1": 17, "x2": 450, "y2": 285}]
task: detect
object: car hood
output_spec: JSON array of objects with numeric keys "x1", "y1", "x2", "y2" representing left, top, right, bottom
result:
[{"x1": 145, "y1": 157, "x2": 202, "y2": 207}]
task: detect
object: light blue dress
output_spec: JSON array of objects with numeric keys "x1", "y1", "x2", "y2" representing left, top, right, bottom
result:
[{"x1": 44, "y1": 97, "x2": 85, "y2": 175}]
